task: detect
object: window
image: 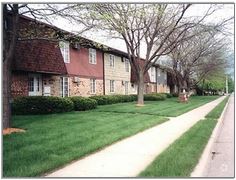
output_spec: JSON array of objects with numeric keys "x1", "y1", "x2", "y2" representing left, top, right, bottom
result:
[
  {"x1": 157, "y1": 69, "x2": 161, "y2": 76},
  {"x1": 28, "y1": 77, "x2": 34, "y2": 92},
  {"x1": 125, "y1": 58, "x2": 129, "y2": 72},
  {"x1": 151, "y1": 67, "x2": 156, "y2": 82},
  {"x1": 90, "y1": 79, "x2": 96, "y2": 94},
  {"x1": 36, "y1": 77, "x2": 40, "y2": 91},
  {"x1": 148, "y1": 67, "x2": 156, "y2": 82},
  {"x1": 28, "y1": 74, "x2": 42, "y2": 96},
  {"x1": 89, "y1": 48, "x2": 97, "y2": 64},
  {"x1": 151, "y1": 85, "x2": 154, "y2": 92},
  {"x1": 59, "y1": 41, "x2": 70, "y2": 63},
  {"x1": 60, "y1": 77, "x2": 69, "y2": 97},
  {"x1": 109, "y1": 54, "x2": 115, "y2": 67},
  {"x1": 110, "y1": 80, "x2": 115, "y2": 93},
  {"x1": 125, "y1": 81, "x2": 129, "y2": 95}
]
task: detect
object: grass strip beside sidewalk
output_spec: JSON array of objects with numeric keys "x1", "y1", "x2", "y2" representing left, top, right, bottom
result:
[
  {"x1": 206, "y1": 96, "x2": 229, "y2": 119},
  {"x1": 139, "y1": 95, "x2": 229, "y2": 177}
]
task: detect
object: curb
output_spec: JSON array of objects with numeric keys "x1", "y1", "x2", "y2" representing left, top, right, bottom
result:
[{"x1": 190, "y1": 95, "x2": 230, "y2": 177}]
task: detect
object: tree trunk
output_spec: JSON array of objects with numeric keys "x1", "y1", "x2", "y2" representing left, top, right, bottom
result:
[
  {"x1": 137, "y1": 72, "x2": 144, "y2": 105},
  {"x1": 3, "y1": 4, "x2": 19, "y2": 129},
  {"x1": 3, "y1": 58, "x2": 12, "y2": 129}
]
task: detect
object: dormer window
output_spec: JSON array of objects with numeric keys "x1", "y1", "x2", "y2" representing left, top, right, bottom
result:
[{"x1": 59, "y1": 41, "x2": 70, "y2": 63}]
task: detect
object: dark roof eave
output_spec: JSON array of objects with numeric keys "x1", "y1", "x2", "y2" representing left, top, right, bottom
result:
[{"x1": 13, "y1": 69, "x2": 67, "y2": 75}]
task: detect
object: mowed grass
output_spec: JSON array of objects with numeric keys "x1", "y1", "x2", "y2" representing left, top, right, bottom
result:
[
  {"x1": 3, "y1": 95, "x2": 221, "y2": 177},
  {"x1": 206, "y1": 96, "x2": 229, "y2": 119},
  {"x1": 139, "y1": 119, "x2": 217, "y2": 177},
  {"x1": 94, "y1": 96, "x2": 219, "y2": 117},
  {"x1": 3, "y1": 111, "x2": 168, "y2": 177},
  {"x1": 139, "y1": 95, "x2": 228, "y2": 177}
]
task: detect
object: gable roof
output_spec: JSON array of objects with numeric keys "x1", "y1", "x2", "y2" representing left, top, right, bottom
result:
[{"x1": 13, "y1": 39, "x2": 67, "y2": 74}]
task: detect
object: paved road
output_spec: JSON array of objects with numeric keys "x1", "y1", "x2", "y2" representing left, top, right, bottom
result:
[
  {"x1": 202, "y1": 94, "x2": 234, "y2": 177},
  {"x1": 46, "y1": 96, "x2": 226, "y2": 177}
]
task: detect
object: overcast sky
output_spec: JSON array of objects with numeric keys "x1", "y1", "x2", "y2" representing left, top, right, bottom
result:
[
  {"x1": 25, "y1": 3, "x2": 234, "y2": 64},
  {"x1": 44, "y1": 4, "x2": 234, "y2": 55}
]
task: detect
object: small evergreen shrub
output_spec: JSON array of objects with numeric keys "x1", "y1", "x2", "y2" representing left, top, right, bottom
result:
[
  {"x1": 90, "y1": 95, "x2": 137, "y2": 105},
  {"x1": 69, "y1": 96, "x2": 97, "y2": 111},
  {"x1": 172, "y1": 93, "x2": 179, "y2": 97},
  {"x1": 160, "y1": 93, "x2": 173, "y2": 98},
  {"x1": 144, "y1": 93, "x2": 167, "y2": 101},
  {"x1": 12, "y1": 96, "x2": 74, "y2": 115}
]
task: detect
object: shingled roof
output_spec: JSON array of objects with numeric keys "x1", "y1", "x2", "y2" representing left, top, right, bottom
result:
[{"x1": 13, "y1": 39, "x2": 67, "y2": 75}]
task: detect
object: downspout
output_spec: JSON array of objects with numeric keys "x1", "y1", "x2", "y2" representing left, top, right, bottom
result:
[{"x1": 102, "y1": 52, "x2": 105, "y2": 95}]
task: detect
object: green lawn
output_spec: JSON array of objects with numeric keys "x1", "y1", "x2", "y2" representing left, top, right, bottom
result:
[
  {"x1": 94, "y1": 96, "x2": 219, "y2": 116},
  {"x1": 139, "y1": 95, "x2": 228, "y2": 177},
  {"x1": 206, "y1": 96, "x2": 229, "y2": 119},
  {"x1": 3, "y1": 95, "x2": 220, "y2": 177},
  {"x1": 3, "y1": 112, "x2": 167, "y2": 177}
]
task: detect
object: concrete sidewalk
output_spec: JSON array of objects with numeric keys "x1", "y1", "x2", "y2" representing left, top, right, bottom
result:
[
  {"x1": 192, "y1": 94, "x2": 234, "y2": 177},
  {"x1": 46, "y1": 96, "x2": 226, "y2": 177}
]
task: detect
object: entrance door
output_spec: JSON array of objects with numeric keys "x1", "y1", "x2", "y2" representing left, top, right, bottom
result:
[{"x1": 28, "y1": 74, "x2": 42, "y2": 96}]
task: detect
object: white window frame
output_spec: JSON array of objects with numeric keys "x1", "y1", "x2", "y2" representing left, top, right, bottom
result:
[
  {"x1": 157, "y1": 69, "x2": 161, "y2": 77},
  {"x1": 59, "y1": 41, "x2": 70, "y2": 63},
  {"x1": 110, "y1": 80, "x2": 115, "y2": 93},
  {"x1": 60, "y1": 77, "x2": 69, "y2": 97},
  {"x1": 109, "y1": 54, "x2": 115, "y2": 67},
  {"x1": 125, "y1": 81, "x2": 129, "y2": 95},
  {"x1": 90, "y1": 79, "x2": 96, "y2": 94},
  {"x1": 89, "y1": 48, "x2": 97, "y2": 64},
  {"x1": 125, "y1": 58, "x2": 129, "y2": 72},
  {"x1": 151, "y1": 67, "x2": 155, "y2": 82},
  {"x1": 28, "y1": 74, "x2": 42, "y2": 96}
]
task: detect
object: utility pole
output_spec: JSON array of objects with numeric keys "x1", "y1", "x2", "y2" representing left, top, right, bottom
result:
[{"x1": 226, "y1": 75, "x2": 228, "y2": 94}]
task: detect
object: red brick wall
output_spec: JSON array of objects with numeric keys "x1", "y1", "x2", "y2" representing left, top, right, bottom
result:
[{"x1": 11, "y1": 71, "x2": 28, "y2": 98}]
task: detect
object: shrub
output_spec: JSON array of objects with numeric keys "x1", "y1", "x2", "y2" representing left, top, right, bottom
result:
[
  {"x1": 172, "y1": 93, "x2": 179, "y2": 97},
  {"x1": 69, "y1": 96, "x2": 97, "y2": 111},
  {"x1": 12, "y1": 96, "x2": 74, "y2": 115},
  {"x1": 89, "y1": 95, "x2": 110, "y2": 105},
  {"x1": 90, "y1": 95, "x2": 137, "y2": 105},
  {"x1": 144, "y1": 93, "x2": 166, "y2": 101},
  {"x1": 160, "y1": 93, "x2": 173, "y2": 98}
]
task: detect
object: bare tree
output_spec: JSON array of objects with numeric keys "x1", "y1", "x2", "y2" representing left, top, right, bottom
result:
[
  {"x1": 167, "y1": 25, "x2": 230, "y2": 95},
  {"x1": 3, "y1": 4, "x2": 87, "y2": 129},
  {"x1": 69, "y1": 4, "x2": 229, "y2": 105}
]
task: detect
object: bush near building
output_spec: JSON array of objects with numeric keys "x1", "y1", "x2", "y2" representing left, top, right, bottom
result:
[
  {"x1": 69, "y1": 96, "x2": 97, "y2": 111},
  {"x1": 12, "y1": 96, "x2": 74, "y2": 115}
]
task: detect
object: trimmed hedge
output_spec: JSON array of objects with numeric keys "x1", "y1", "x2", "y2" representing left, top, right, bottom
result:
[
  {"x1": 172, "y1": 93, "x2": 179, "y2": 97},
  {"x1": 144, "y1": 93, "x2": 166, "y2": 101},
  {"x1": 160, "y1": 93, "x2": 173, "y2": 98},
  {"x1": 90, "y1": 95, "x2": 137, "y2": 105},
  {"x1": 69, "y1": 96, "x2": 97, "y2": 111},
  {"x1": 90, "y1": 94, "x2": 167, "y2": 105},
  {"x1": 12, "y1": 96, "x2": 74, "y2": 115}
]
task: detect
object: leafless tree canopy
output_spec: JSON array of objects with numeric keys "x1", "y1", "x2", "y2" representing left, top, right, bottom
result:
[{"x1": 66, "y1": 4, "x2": 233, "y2": 103}]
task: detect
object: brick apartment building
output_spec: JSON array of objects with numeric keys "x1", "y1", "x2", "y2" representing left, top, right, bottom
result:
[{"x1": 11, "y1": 14, "x2": 170, "y2": 98}]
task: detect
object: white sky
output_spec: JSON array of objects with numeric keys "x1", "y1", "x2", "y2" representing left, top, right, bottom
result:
[
  {"x1": 46, "y1": 4, "x2": 234, "y2": 57},
  {"x1": 23, "y1": 3, "x2": 234, "y2": 60}
]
